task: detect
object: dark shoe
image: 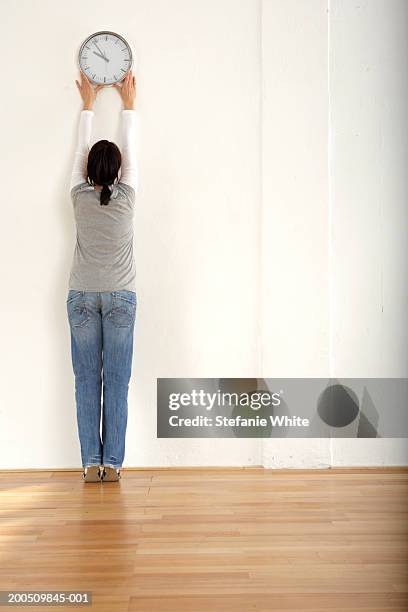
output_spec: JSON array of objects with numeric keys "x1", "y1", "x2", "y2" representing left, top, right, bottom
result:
[{"x1": 101, "y1": 466, "x2": 121, "y2": 481}]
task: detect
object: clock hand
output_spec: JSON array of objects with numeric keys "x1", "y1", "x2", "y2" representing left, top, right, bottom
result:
[
  {"x1": 93, "y1": 50, "x2": 109, "y2": 63},
  {"x1": 94, "y1": 42, "x2": 107, "y2": 60}
]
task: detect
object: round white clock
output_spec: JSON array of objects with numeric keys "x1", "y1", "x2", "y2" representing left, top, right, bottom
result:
[{"x1": 77, "y1": 30, "x2": 133, "y2": 86}]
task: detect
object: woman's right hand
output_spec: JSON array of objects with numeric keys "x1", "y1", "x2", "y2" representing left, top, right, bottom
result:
[{"x1": 113, "y1": 69, "x2": 136, "y2": 110}]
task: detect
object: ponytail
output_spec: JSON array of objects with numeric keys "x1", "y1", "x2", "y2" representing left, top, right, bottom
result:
[{"x1": 100, "y1": 183, "x2": 112, "y2": 206}]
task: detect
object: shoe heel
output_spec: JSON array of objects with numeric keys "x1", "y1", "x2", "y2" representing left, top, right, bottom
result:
[
  {"x1": 101, "y1": 466, "x2": 121, "y2": 481},
  {"x1": 83, "y1": 465, "x2": 101, "y2": 483}
]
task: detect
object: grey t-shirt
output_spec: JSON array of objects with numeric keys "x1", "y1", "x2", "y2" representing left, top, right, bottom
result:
[{"x1": 68, "y1": 180, "x2": 136, "y2": 292}]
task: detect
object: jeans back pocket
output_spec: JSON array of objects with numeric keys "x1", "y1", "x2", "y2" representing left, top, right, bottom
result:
[
  {"x1": 66, "y1": 291, "x2": 90, "y2": 328},
  {"x1": 108, "y1": 291, "x2": 137, "y2": 328}
]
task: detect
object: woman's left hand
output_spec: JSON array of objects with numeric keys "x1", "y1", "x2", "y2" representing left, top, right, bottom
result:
[{"x1": 75, "y1": 71, "x2": 104, "y2": 110}]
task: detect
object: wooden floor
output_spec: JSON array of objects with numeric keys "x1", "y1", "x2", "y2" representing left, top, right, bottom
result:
[{"x1": 0, "y1": 467, "x2": 407, "y2": 612}]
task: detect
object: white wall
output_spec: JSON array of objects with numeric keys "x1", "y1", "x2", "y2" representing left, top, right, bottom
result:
[
  {"x1": 329, "y1": 0, "x2": 408, "y2": 465},
  {"x1": 0, "y1": 0, "x2": 261, "y2": 469},
  {"x1": 0, "y1": 0, "x2": 406, "y2": 469},
  {"x1": 260, "y1": 0, "x2": 332, "y2": 468}
]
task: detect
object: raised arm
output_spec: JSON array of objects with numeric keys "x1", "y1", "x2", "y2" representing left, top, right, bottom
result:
[
  {"x1": 113, "y1": 70, "x2": 139, "y2": 194},
  {"x1": 119, "y1": 109, "x2": 140, "y2": 193},
  {"x1": 70, "y1": 71, "x2": 103, "y2": 193},
  {"x1": 69, "y1": 110, "x2": 94, "y2": 192}
]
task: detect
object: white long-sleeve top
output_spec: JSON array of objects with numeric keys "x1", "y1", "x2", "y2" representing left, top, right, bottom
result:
[
  {"x1": 68, "y1": 109, "x2": 140, "y2": 292},
  {"x1": 69, "y1": 108, "x2": 140, "y2": 193}
]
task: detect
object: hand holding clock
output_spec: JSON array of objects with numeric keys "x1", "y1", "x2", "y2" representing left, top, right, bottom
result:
[
  {"x1": 75, "y1": 69, "x2": 136, "y2": 111},
  {"x1": 113, "y1": 70, "x2": 136, "y2": 110},
  {"x1": 75, "y1": 71, "x2": 103, "y2": 111}
]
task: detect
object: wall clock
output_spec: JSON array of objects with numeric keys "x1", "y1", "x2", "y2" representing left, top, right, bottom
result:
[{"x1": 77, "y1": 30, "x2": 133, "y2": 86}]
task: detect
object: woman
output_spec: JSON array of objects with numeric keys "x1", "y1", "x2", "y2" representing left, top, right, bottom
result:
[{"x1": 67, "y1": 69, "x2": 139, "y2": 483}]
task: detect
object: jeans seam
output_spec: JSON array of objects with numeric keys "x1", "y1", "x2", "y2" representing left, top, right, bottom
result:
[{"x1": 112, "y1": 294, "x2": 136, "y2": 305}]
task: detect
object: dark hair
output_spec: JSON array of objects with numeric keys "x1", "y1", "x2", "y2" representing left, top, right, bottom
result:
[{"x1": 86, "y1": 140, "x2": 122, "y2": 206}]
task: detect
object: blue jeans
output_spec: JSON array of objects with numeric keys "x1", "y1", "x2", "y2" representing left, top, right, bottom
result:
[{"x1": 66, "y1": 289, "x2": 137, "y2": 469}]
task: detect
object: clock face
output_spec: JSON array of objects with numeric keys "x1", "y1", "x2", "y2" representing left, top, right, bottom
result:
[{"x1": 78, "y1": 31, "x2": 132, "y2": 86}]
